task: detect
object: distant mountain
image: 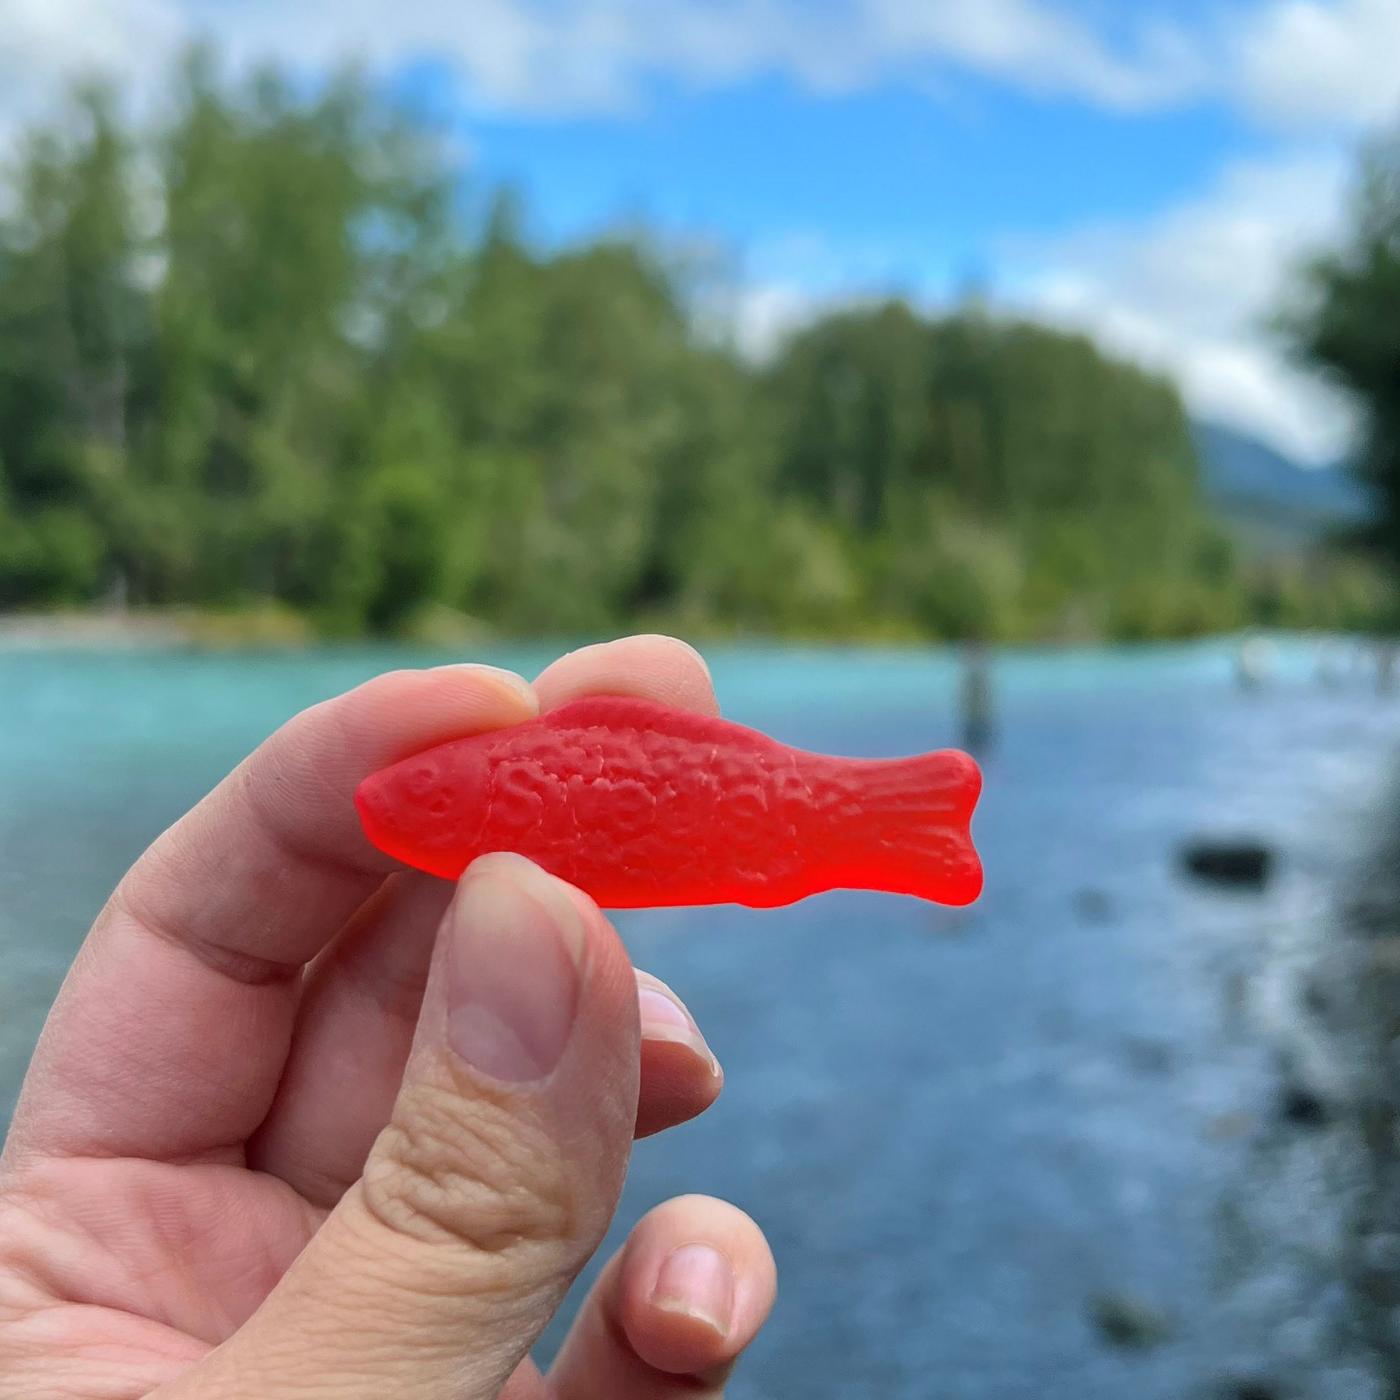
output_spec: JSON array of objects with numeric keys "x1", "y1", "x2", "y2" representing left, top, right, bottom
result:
[{"x1": 1193, "y1": 421, "x2": 1372, "y2": 548}]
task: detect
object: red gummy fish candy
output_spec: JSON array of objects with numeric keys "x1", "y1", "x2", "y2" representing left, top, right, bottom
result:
[{"x1": 355, "y1": 696, "x2": 982, "y2": 909}]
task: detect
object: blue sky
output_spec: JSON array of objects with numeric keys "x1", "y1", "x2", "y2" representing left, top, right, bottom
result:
[
  {"x1": 462, "y1": 75, "x2": 1243, "y2": 261},
  {"x1": 6, "y1": 0, "x2": 1400, "y2": 462}
]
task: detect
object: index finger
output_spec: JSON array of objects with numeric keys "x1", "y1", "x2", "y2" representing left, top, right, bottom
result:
[{"x1": 5, "y1": 665, "x2": 537, "y2": 1166}]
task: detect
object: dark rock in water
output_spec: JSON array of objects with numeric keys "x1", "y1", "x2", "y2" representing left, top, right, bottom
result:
[
  {"x1": 1348, "y1": 895, "x2": 1396, "y2": 932},
  {"x1": 1123, "y1": 1036, "x2": 1173, "y2": 1076},
  {"x1": 1089, "y1": 1292, "x2": 1172, "y2": 1350},
  {"x1": 1299, "y1": 976, "x2": 1330, "y2": 1017},
  {"x1": 1073, "y1": 887, "x2": 1114, "y2": 922},
  {"x1": 1367, "y1": 936, "x2": 1400, "y2": 973},
  {"x1": 1278, "y1": 1084, "x2": 1330, "y2": 1129},
  {"x1": 1216, "y1": 1379, "x2": 1281, "y2": 1400},
  {"x1": 1179, "y1": 839, "x2": 1274, "y2": 889}
]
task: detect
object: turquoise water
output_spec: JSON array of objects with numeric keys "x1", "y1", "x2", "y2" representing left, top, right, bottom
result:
[{"x1": 3, "y1": 637, "x2": 1399, "y2": 1397}]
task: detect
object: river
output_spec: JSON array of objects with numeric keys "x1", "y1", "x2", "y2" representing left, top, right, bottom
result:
[{"x1": 2, "y1": 638, "x2": 1398, "y2": 1398}]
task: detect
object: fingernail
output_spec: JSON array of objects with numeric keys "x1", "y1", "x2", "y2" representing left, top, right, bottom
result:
[
  {"x1": 446, "y1": 853, "x2": 585, "y2": 1081},
  {"x1": 638, "y1": 981, "x2": 720, "y2": 1077},
  {"x1": 651, "y1": 1244, "x2": 735, "y2": 1337}
]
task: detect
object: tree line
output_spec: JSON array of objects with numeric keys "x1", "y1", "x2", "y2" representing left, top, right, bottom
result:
[
  {"x1": 0, "y1": 56, "x2": 1386, "y2": 641},
  {"x1": 1285, "y1": 129, "x2": 1400, "y2": 575}
]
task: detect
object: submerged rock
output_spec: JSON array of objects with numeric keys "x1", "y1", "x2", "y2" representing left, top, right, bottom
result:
[
  {"x1": 1123, "y1": 1036, "x2": 1173, "y2": 1076},
  {"x1": 1089, "y1": 1292, "x2": 1172, "y2": 1350},
  {"x1": 1216, "y1": 1378, "x2": 1282, "y2": 1400},
  {"x1": 1278, "y1": 1083, "x2": 1331, "y2": 1129},
  {"x1": 1073, "y1": 887, "x2": 1114, "y2": 923},
  {"x1": 1179, "y1": 839, "x2": 1275, "y2": 890}
]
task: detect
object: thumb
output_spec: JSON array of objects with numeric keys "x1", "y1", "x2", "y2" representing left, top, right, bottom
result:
[{"x1": 175, "y1": 853, "x2": 641, "y2": 1400}]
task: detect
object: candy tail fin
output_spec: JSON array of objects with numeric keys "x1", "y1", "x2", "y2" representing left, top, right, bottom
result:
[{"x1": 842, "y1": 750, "x2": 984, "y2": 906}]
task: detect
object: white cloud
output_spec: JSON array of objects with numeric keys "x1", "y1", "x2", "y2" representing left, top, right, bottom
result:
[
  {"x1": 178, "y1": 0, "x2": 638, "y2": 114},
  {"x1": 0, "y1": 0, "x2": 1211, "y2": 130},
  {"x1": 0, "y1": 0, "x2": 1396, "y2": 137},
  {"x1": 867, "y1": 0, "x2": 1203, "y2": 110},
  {"x1": 1011, "y1": 149, "x2": 1362, "y2": 463},
  {"x1": 188, "y1": 0, "x2": 1399, "y2": 133},
  {"x1": 730, "y1": 280, "x2": 822, "y2": 359},
  {"x1": 0, "y1": 0, "x2": 183, "y2": 148},
  {"x1": 1236, "y1": 0, "x2": 1400, "y2": 132}
]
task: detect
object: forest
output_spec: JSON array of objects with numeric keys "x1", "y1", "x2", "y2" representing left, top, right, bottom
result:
[{"x1": 0, "y1": 56, "x2": 1389, "y2": 643}]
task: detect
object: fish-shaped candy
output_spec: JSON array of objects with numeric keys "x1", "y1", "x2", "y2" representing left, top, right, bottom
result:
[{"x1": 355, "y1": 696, "x2": 983, "y2": 908}]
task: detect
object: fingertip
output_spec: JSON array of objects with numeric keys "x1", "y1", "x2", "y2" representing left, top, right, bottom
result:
[
  {"x1": 635, "y1": 1039, "x2": 723, "y2": 1139},
  {"x1": 636, "y1": 973, "x2": 719, "y2": 1069},
  {"x1": 552, "y1": 873, "x2": 605, "y2": 931},
  {"x1": 634, "y1": 971, "x2": 723, "y2": 1138},
  {"x1": 534, "y1": 634, "x2": 719, "y2": 716},
  {"x1": 644, "y1": 633, "x2": 713, "y2": 688},
  {"x1": 433, "y1": 662, "x2": 540, "y2": 716},
  {"x1": 618, "y1": 1196, "x2": 777, "y2": 1377},
  {"x1": 299, "y1": 662, "x2": 540, "y2": 790},
  {"x1": 458, "y1": 851, "x2": 588, "y2": 943},
  {"x1": 459, "y1": 857, "x2": 630, "y2": 1009}
]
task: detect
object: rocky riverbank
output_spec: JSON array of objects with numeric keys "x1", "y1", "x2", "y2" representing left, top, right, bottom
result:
[
  {"x1": 0, "y1": 606, "x2": 314, "y2": 650},
  {"x1": 1330, "y1": 782, "x2": 1400, "y2": 1380}
]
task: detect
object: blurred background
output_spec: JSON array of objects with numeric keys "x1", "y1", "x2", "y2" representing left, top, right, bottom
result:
[{"x1": 5, "y1": 2, "x2": 1400, "y2": 1396}]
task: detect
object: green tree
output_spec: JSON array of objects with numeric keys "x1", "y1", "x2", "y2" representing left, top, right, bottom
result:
[
  {"x1": 0, "y1": 50, "x2": 1300, "y2": 642},
  {"x1": 766, "y1": 303, "x2": 1233, "y2": 639},
  {"x1": 0, "y1": 84, "x2": 144, "y2": 602},
  {"x1": 1286, "y1": 130, "x2": 1400, "y2": 560}
]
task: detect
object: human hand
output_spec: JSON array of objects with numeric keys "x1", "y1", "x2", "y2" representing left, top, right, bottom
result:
[{"x1": 0, "y1": 635, "x2": 776, "y2": 1398}]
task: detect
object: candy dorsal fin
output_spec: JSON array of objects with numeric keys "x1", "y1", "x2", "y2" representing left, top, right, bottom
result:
[{"x1": 544, "y1": 695, "x2": 755, "y2": 748}]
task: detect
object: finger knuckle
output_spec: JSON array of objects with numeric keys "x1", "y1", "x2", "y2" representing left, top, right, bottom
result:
[{"x1": 362, "y1": 1081, "x2": 575, "y2": 1261}]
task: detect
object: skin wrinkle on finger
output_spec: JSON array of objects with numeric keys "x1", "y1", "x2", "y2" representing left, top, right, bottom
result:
[
  {"x1": 0, "y1": 1157, "x2": 320, "y2": 1345},
  {"x1": 0, "y1": 1308, "x2": 205, "y2": 1400},
  {"x1": 359, "y1": 1094, "x2": 575, "y2": 1259},
  {"x1": 109, "y1": 885, "x2": 319, "y2": 990}
]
